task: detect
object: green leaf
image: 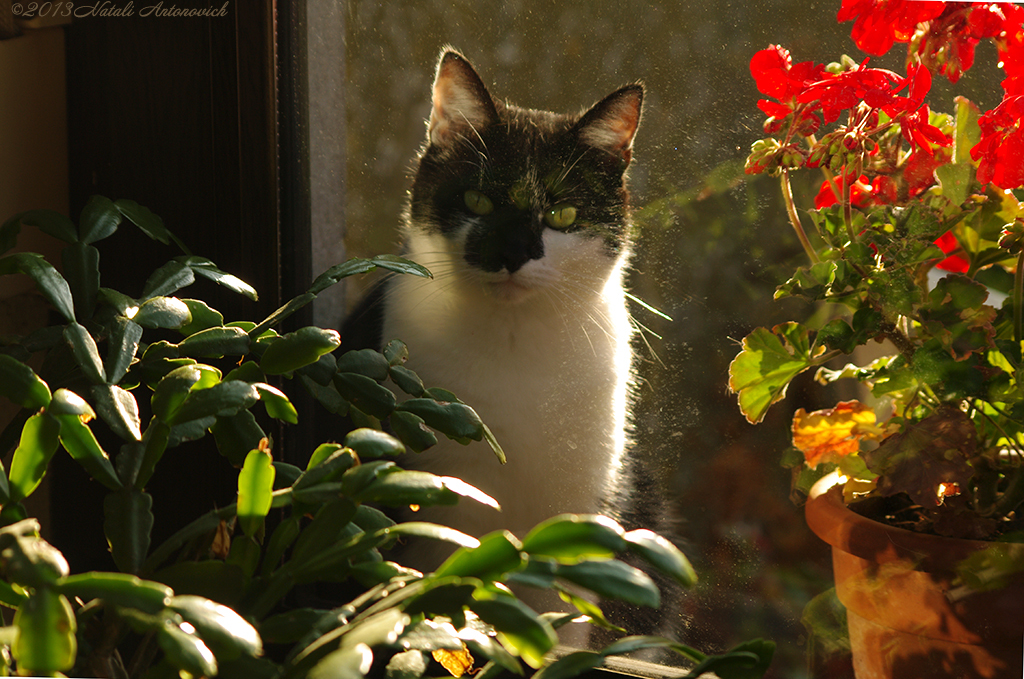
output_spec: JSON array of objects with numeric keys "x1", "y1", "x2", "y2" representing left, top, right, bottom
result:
[
  {"x1": 92, "y1": 384, "x2": 143, "y2": 441},
  {"x1": 255, "y1": 383, "x2": 298, "y2": 424},
  {"x1": 177, "y1": 325, "x2": 251, "y2": 359},
  {"x1": 260, "y1": 326, "x2": 341, "y2": 375},
  {"x1": 168, "y1": 594, "x2": 262, "y2": 660},
  {"x1": 350, "y1": 469, "x2": 460, "y2": 507},
  {"x1": 238, "y1": 449, "x2": 276, "y2": 537},
  {"x1": 142, "y1": 259, "x2": 195, "y2": 299},
  {"x1": 168, "y1": 380, "x2": 259, "y2": 427},
  {"x1": 63, "y1": 321, "x2": 106, "y2": 385},
  {"x1": 115, "y1": 199, "x2": 174, "y2": 245},
  {"x1": 57, "y1": 572, "x2": 172, "y2": 614},
  {"x1": 435, "y1": 530, "x2": 524, "y2": 581},
  {"x1": 0, "y1": 354, "x2": 51, "y2": 410},
  {"x1": 470, "y1": 593, "x2": 557, "y2": 669},
  {"x1": 383, "y1": 339, "x2": 409, "y2": 366},
  {"x1": 178, "y1": 299, "x2": 225, "y2": 336},
  {"x1": 683, "y1": 639, "x2": 775, "y2": 679},
  {"x1": 12, "y1": 588, "x2": 76, "y2": 675},
  {"x1": 54, "y1": 409, "x2": 122, "y2": 491},
  {"x1": 553, "y1": 559, "x2": 659, "y2": 607},
  {"x1": 178, "y1": 256, "x2": 259, "y2": 301},
  {"x1": 0, "y1": 252, "x2": 75, "y2": 321},
  {"x1": 206, "y1": 409, "x2": 264, "y2": 467},
  {"x1": 307, "y1": 255, "x2": 431, "y2": 296},
  {"x1": 728, "y1": 322, "x2": 820, "y2": 424},
  {"x1": 0, "y1": 520, "x2": 69, "y2": 587},
  {"x1": 157, "y1": 619, "x2": 218, "y2": 678},
  {"x1": 133, "y1": 296, "x2": 192, "y2": 329},
  {"x1": 308, "y1": 643, "x2": 373, "y2": 679},
  {"x1": 289, "y1": 499, "x2": 359, "y2": 564},
  {"x1": 624, "y1": 528, "x2": 697, "y2": 587},
  {"x1": 336, "y1": 349, "x2": 390, "y2": 381},
  {"x1": 62, "y1": 241, "x2": 101, "y2": 320},
  {"x1": 344, "y1": 428, "x2": 405, "y2": 458},
  {"x1": 103, "y1": 487, "x2": 154, "y2": 574},
  {"x1": 387, "y1": 522, "x2": 479, "y2": 550},
  {"x1": 105, "y1": 316, "x2": 143, "y2": 385},
  {"x1": 521, "y1": 515, "x2": 627, "y2": 561},
  {"x1": 8, "y1": 412, "x2": 61, "y2": 502},
  {"x1": 532, "y1": 651, "x2": 604, "y2": 679},
  {"x1": 1, "y1": 209, "x2": 76, "y2": 254},
  {"x1": 334, "y1": 372, "x2": 397, "y2": 419},
  {"x1": 388, "y1": 365, "x2": 426, "y2": 396},
  {"x1": 936, "y1": 163, "x2": 973, "y2": 206},
  {"x1": 389, "y1": 410, "x2": 438, "y2": 453},
  {"x1": 952, "y1": 96, "x2": 982, "y2": 165},
  {"x1": 395, "y1": 398, "x2": 484, "y2": 442},
  {"x1": 297, "y1": 351, "x2": 337, "y2": 386},
  {"x1": 151, "y1": 364, "x2": 207, "y2": 423},
  {"x1": 79, "y1": 195, "x2": 122, "y2": 244}
]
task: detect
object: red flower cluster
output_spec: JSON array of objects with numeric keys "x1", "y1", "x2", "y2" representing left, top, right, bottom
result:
[
  {"x1": 750, "y1": 45, "x2": 827, "y2": 134},
  {"x1": 837, "y1": 0, "x2": 944, "y2": 55},
  {"x1": 973, "y1": 94, "x2": 1024, "y2": 190}
]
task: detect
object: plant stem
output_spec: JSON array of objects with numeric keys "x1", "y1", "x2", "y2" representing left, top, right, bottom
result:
[
  {"x1": 781, "y1": 170, "x2": 820, "y2": 264},
  {"x1": 1015, "y1": 251, "x2": 1024, "y2": 347}
]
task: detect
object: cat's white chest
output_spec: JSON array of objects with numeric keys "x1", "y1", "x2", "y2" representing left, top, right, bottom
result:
[{"x1": 381, "y1": 230, "x2": 633, "y2": 554}]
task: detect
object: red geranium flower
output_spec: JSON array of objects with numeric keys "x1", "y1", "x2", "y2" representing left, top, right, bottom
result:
[
  {"x1": 971, "y1": 93, "x2": 1024, "y2": 189},
  {"x1": 934, "y1": 230, "x2": 969, "y2": 273},
  {"x1": 814, "y1": 173, "x2": 896, "y2": 209},
  {"x1": 750, "y1": 45, "x2": 828, "y2": 132},
  {"x1": 996, "y1": 4, "x2": 1024, "y2": 96},
  {"x1": 902, "y1": 146, "x2": 947, "y2": 198},
  {"x1": 911, "y1": 4, "x2": 1009, "y2": 83},
  {"x1": 838, "y1": 0, "x2": 946, "y2": 56}
]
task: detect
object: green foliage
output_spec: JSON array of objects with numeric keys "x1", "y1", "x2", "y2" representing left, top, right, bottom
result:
[
  {"x1": 732, "y1": 45, "x2": 1024, "y2": 539},
  {"x1": 0, "y1": 198, "x2": 773, "y2": 677}
]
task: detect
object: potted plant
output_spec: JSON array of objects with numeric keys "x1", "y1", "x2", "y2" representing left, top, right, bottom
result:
[
  {"x1": 729, "y1": 1, "x2": 1024, "y2": 676},
  {"x1": 0, "y1": 196, "x2": 773, "y2": 678}
]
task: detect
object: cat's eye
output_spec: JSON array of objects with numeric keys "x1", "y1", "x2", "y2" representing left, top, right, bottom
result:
[
  {"x1": 544, "y1": 204, "x2": 577, "y2": 230},
  {"x1": 463, "y1": 190, "x2": 494, "y2": 215}
]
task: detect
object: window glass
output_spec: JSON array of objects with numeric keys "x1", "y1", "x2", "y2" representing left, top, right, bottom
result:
[{"x1": 316, "y1": 1, "x2": 1007, "y2": 674}]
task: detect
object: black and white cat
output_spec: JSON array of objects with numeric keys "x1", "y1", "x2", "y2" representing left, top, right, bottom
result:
[{"x1": 345, "y1": 48, "x2": 644, "y2": 567}]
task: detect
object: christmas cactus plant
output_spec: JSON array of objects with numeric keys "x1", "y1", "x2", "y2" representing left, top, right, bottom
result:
[{"x1": 0, "y1": 197, "x2": 772, "y2": 677}]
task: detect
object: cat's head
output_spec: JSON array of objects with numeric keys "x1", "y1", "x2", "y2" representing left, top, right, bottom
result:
[{"x1": 407, "y1": 49, "x2": 642, "y2": 304}]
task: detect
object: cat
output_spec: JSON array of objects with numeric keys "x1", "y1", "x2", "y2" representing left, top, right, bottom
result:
[{"x1": 343, "y1": 47, "x2": 645, "y2": 571}]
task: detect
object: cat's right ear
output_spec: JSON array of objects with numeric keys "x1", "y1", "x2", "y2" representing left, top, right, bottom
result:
[{"x1": 428, "y1": 50, "x2": 499, "y2": 148}]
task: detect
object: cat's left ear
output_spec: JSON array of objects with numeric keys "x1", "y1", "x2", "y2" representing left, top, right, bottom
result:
[{"x1": 576, "y1": 84, "x2": 644, "y2": 164}]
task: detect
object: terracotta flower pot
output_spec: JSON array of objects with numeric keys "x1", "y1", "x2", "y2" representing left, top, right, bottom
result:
[{"x1": 805, "y1": 472, "x2": 1024, "y2": 679}]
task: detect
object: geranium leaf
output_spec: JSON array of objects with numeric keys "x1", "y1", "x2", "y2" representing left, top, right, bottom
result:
[{"x1": 728, "y1": 322, "x2": 821, "y2": 424}]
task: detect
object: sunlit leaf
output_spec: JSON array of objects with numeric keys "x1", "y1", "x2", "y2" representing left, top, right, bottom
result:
[
  {"x1": 237, "y1": 448, "x2": 276, "y2": 537},
  {"x1": 260, "y1": 327, "x2": 341, "y2": 375},
  {"x1": 12, "y1": 588, "x2": 76, "y2": 675},
  {"x1": 168, "y1": 594, "x2": 263, "y2": 660},
  {"x1": 8, "y1": 412, "x2": 61, "y2": 502},
  {"x1": 728, "y1": 322, "x2": 822, "y2": 424}
]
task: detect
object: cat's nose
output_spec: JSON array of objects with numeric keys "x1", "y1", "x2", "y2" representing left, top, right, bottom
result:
[{"x1": 465, "y1": 222, "x2": 544, "y2": 273}]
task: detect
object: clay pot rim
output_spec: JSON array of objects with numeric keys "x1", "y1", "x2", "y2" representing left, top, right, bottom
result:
[{"x1": 805, "y1": 471, "x2": 1001, "y2": 570}]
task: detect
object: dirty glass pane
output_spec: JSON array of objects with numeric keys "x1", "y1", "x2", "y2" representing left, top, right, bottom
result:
[{"x1": 308, "y1": 1, "x2": 1007, "y2": 675}]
